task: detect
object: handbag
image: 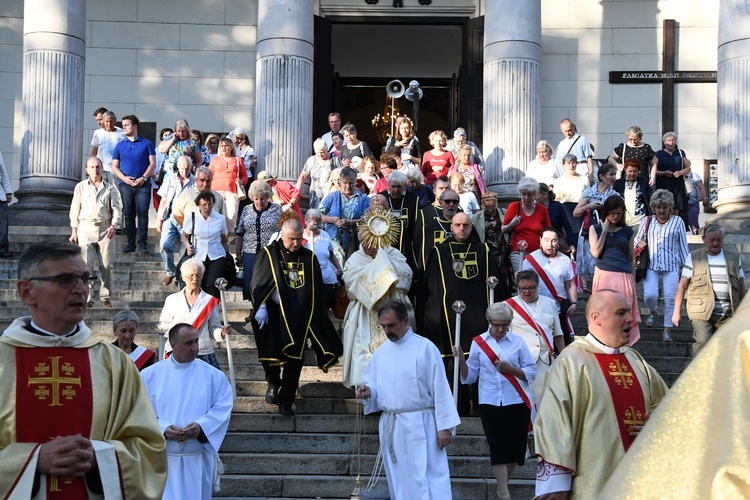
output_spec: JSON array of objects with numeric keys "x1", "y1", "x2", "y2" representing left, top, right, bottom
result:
[
  {"x1": 332, "y1": 281, "x2": 349, "y2": 320},
  {"x1": 634, "y1": 216, "x2": 652, "y2": 283},
  {"x1": 235, "y1": 158, "x2": 247, "y2": 201},
  {"x1": 222, "y1": 250, "x2": 237, "y2": 286}
]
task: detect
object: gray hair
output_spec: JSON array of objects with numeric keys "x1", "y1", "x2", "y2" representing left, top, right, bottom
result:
[
  {"x1": 536, "y1": 140, "x2": 553, "y2": 155},
  {"x1": 562, "y1": 153, "x2": 577, "y2": 165},
  {"x1": 196, "y1": 166, "x2": 213, "y2": 178},
  {"x1": 313, "y1": 138, "x2": 328, "y2": 153},
  {"x1": 248, "y1": 179, "x2": 272, "y2": 199},
  {"x1": 626, "y1": 125, "x2": 643, "y2": 139},
  {"x1": 174, "y1": 118, "x2": 190, "y2": 131},
  {"x1": 181, "y1": 257, "x2": 205, "y2": 277},
  {"x1": 516, "y1": 269, "x2": 540, "y2": 285},
  {"x1": 388, "y1": 170, "x2": 407, "y2": 186},
  {"x1": 662, "y1": 131, "x2": 677, "y2": 143},
  {"x1": 102, "y1": 110, "x2": 116, "y2": 120},
  {"x1": 340, "y1": 167, "x2": 358, "y2": 181},
  {"x1": 453, "y1": 127, "x2": 467, "y2": 138},
  {"x1": 113, "y1": 309, "x2": 139, "y2": 330},
  {"x1": 702, "y1": 223, "x2": 725, "y2": 238},
  {"x1": 486, "y1": 302, "x2": 514, "y2": 323},
  {"x1": 177, "y1": 155, "x2": 192, "y2": 168},
  {"x1": 405, "y1": 167, "x2": 424, "y2": 183},
  {"x1": 18, "y1": 242, "x2": 82, "y2": 281},
  {"x1": 305, "y1": 208, "x2": 322, "y2": 221},
  {"x1": 650, "y1": 189, "x2": 675, "y2": 211},
  {"x1": 517, "y1": 176, "x2": 539, "y2": 195}
]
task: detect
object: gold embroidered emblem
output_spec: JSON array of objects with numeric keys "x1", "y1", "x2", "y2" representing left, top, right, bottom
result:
[
  {"x1": 284, "y1": 262, "x2": 305, "y2": 289},
  {"x1": 623, "y1": 405, "x2": 646, "y2": 426},
  {"x1": 450, "y1": 250, "x2": 479, "y2": 279},
  {"x1": 607, "y1": 359, "x2": 634, "y2": 389},
  {"x1": 27, "y1": 356, "x2": 82, "y2": 406}
]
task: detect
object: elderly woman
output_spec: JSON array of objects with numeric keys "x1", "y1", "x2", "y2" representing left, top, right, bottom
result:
[
  {"x1": 421, "y1": 130, "x2": 454, "y2": 186},
  {"x1": 296, "y1": 138, "x2": 339, "y2": 209},
  {"x1": 449, "y1": 144, "x2": 486, "y2": 200},
  {"x1": 634, "y1": 189, "x2": 689, "y2": 342},
  {"x1": 450, "y1": 172, "x2": 480, "y2": 214},
  {"x1": 553, "y1": 153, "x2": 591, "y2": 235},
  {"x1": 526, "y1": 140, "x2": 561, "y2": 187},
  {"x1": 112, "y1": 309, "x2": 155, "y2": 371},
  {"x1": 235, "y1": 180, "x2": 283, "y2": 300},
  {"x1": 159, "y1": 257, "x2": 231, "y2": 370},
  {"x1": 257, "y1": 170, "x2": 304, "y2": 223},
  {"x1": 319, "y1": 167, "x2": 371, "y2": 252},
  {"x1": 573, "y1": 163, "x2": 620, "y2": 280},
  {"x1": 508, "y1": 270, "x2": 565, "y2": 404},
  {"x1": 303, "y1": 209, "x2": 343, "y2": 307},
  {"x1": 181, "y1": 191, "x2": 228, "y2": 299},
  {"x1": 608, "y1": 125, "x2": 657, "y2": 178},
  {"x1": 156, "y1": 155, "x2": 194, "y2": 286},
  {"x1": 158, "y1": 118, "x2": 202, "y2": 180},
  {"x1": 454, "y1": 302, "x2": 536, "y2": 500},
  {"x1": 446, "y1": 126, "x2": 484, "y2": 166},
  {"x1": 589, "y1": 195, "x2": 641, "y2": 345},
  {"x1": 405, "y1": 166, "x2": 434, "y2": 208},
  {"x1": 209, "y1": 137, "x2": 248, "y2": 234},
  {"x1": 502, "y1": 177, "x2": 552, "y2": 274},
  {"x1": 340, "y1": 123, "x2": 372, "y2": 170},
  {"x1": 654, "y1": 131, "x2": 691, "y2": 226},
  {"x1": 614, "y1": 158, "x2": 652, "y2": 231}
]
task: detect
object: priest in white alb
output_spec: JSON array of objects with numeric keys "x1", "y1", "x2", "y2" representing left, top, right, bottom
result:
[
  {"x1": 356, "y1": 300, "x2": 461, "y2": 499},
  {"x1": 534, "y1": 290, "x2": 668, "y2": 499},
  {"x1": 141, "y1": 323, "x2": 233, "y2": 500},
  {"x1": 342, "y1": 208, "x2": 414, "y2": 388}
]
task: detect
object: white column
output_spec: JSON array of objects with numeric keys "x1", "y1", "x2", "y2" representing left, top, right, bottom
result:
[
  {"x1": 255, "y1": 0, "x2": 314, "y2": 181},
  {"x1": 713, "y1": 0, "x2": 750, "y2": 228},
  {"x1": 15, "y1": 0, "x2": 85, "y2": 223},
  {"x1": 483, "y1": 0, "x2": 542, "y2": 199}
]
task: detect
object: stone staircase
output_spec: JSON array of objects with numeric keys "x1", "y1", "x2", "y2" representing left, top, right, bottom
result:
[{"x1": 1, "y1": 225, "x2": 739, "y2": 499}]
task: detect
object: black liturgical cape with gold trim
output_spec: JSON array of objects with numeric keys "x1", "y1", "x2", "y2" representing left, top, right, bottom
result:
[
  {"x1": 417, "y1": 236, "x2": 502, "y2": 355},
  {"x1": 250, "y1": 240, "x2": 342, "y2": 370}
]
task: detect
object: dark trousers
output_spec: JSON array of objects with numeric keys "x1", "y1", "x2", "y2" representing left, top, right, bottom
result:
[
  {"x1": 118, "y1": 182, "x2": 151, "y2": 249},
  {"x1": 202, "y1": 256, "x2": 225, "y2": 299},
  {"x1": 0, "y1": 201, "x2": 8, "y2": 253},
  {"x1": 262, "y1": 358, "x2": 304, "y2": 405}
]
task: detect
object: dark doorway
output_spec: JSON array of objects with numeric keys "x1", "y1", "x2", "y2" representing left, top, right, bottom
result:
[{"x1": 338, "y1": 77, "x2": 454, "y2": 155}]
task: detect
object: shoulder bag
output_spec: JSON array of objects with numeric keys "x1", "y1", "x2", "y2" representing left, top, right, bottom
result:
[
  {"x1": 235, "y1": 158, "x2": 247, "y2": 201},
  {"x1": 634, "y1": 216, "x2": 652, "y2": 283}
]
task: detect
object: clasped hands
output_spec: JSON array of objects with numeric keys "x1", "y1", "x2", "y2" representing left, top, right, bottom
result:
[
  {"x1": 37, "y1": 434, "x2": 96, "y2": 478},
  {"x1": 165, "y1": 422, "x2": 202, "y2": 442}
]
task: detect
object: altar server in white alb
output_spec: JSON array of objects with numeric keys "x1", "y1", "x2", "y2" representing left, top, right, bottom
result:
[
  {"x1": 357, "y1": 300, "x2": 461, "y2": 499},
  {"x1": 141, "y1": 323, "x2": 233, "y2": 499}
]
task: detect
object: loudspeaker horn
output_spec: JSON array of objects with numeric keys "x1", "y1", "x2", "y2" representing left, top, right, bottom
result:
[
  {"x1": 386, "y1": 80, "x2": 405, "y2": 98},
  {"x1": 404, "y1": 80, "x2": 423, "y2": 101}
]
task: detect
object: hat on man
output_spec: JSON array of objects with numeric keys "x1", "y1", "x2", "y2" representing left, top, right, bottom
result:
[{"x1": 257, "y1": 171, "x2": 277, "y2": 182}]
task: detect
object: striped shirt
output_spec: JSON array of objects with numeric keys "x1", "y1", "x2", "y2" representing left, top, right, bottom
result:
[
  {"x1": 681, "y1": 251, "x2": 745, "y2": 316},
  {"x1": 634, "y1": 215, "x2": 689, "y2": 272}
]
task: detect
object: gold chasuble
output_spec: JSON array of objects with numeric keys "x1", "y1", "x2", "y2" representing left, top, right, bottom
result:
[
  {"x1": 0, "y1": 317, "x2": 167, "y2": 499},
  {"x1": 601, "y1": 297, "x2": 750, "y2": 499},
  {"x1": 534, "y1": 337, "x2": 667, "y2": 499}
]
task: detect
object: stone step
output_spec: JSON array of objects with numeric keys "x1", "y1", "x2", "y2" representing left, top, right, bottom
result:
[
  {"x1": 214, "y1": 474, "x2": 533, "y2": 499},
  {"x1": 0, "y1": 287, "x2": 245, "y2": 304}
]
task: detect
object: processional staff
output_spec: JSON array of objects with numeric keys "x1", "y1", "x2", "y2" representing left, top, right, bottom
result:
[
  {"x1": 451, "y1": 300, "x2": 467, "y2": 436},
  {"x1": 215, "y1": 277, "x2": 237, "y2": 401}
]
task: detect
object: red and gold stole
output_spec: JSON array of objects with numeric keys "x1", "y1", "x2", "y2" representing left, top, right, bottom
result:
[
  {"x1": 15, "y1": 347, "x2": 93, "y2": 498},
  {"x1": 593, "y1": 353, "x2": 647, "y2": 452}
]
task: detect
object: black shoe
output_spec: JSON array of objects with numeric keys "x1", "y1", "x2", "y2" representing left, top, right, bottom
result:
[
  {"x1": 138, "y1": 244, "x2": 148, "y2": 254},
  {"x1": 279, "y1": 402, "x2": 295, "y2": 416},
  {"x1": 123, "y1": 247, "x2": 135, "y2": 253},
  {"x1": 0, "y1": 251, "x2": 11, "y2": 259},
  {"x1": 265, "y1": 383, "x2": 278, "y2": 405}
]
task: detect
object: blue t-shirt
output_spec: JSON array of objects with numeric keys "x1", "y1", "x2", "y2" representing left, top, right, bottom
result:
[
  {"x1": 593, "y1": 224, "x2": 633, "y2": 274},
  {"x1": 112, "y1": 136, "x2": 156, "y2": 181}
]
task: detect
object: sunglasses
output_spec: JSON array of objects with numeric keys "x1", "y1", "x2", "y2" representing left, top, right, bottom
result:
[{"x1": 442, "y1": 199, "x2": 460, "y2": 204}]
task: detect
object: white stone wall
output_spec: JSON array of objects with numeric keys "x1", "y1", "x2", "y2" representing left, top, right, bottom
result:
[
  {"x1": 0, "y1": 0, "x2": 720, "y2": 186},
  {"x1": 540, "y1": 0, "x2": 718, "y2": 164}
]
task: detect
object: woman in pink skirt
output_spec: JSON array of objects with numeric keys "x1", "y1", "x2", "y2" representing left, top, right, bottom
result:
[{"x1": 588, "y1": 195, "x2": 641, "y2": 344}]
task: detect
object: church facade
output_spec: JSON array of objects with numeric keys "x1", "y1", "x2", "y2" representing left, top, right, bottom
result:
[{"x1": 0, "y1": 0, "x2": 729, "y2": 215}]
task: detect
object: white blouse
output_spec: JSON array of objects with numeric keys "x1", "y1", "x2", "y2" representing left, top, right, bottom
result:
[{"x1": 183, "y1": 209, "x2": 227, "y2": 261}]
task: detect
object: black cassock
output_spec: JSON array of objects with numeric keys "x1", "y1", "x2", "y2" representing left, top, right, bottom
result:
[{"x1": 250, "y1": 239, "x2": 342, "y2": 371}]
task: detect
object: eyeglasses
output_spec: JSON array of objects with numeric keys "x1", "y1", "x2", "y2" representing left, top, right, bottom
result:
[
  {"x1": 442, "y1": 199, "x2": 460, "y2": 204},
  {"x1": 519, "y1": 286, "x2": 537, "y2": 292},
  {"x1": 608, "y1": 212, "x2": 624, "y2": 217},
  {"x1": 28, "y1": 273, "x2": 97, "y2": 288}
]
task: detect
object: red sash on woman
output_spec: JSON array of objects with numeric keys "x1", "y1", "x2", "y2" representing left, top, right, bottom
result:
[
  {"x1": 473, "y1": 334, "x2": 536, "y2": 429},
  {"x1": 506, "y1": 296, "x2": 555, "y2": 363},
  {"x1": 130, "y1": 346, "x2": 156, "y2": 370}
]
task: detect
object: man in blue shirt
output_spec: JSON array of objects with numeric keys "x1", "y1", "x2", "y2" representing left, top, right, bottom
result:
[{"x1": 112, "y1": 115, "x2": 156, "y2": 254}]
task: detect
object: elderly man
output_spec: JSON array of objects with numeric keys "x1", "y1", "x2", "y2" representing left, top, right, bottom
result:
[
  {"x1": 251, "y1": 219, "x2": 343, "y2": 416},
  {"x1": 141, "y1": 323, "x2": 233, "y2": 500},
  {"x1": 318, "y1": 167, "x2": 370, "y2": 252},
  {"x1": 112, "y1": 114, "x2": 156, "y2": 254},
  {"x1": 157, "y1": 156, "x2": 195, "y2": 286},
  {"x1": 90, "y1": 110, "x2": 125, "y2": 181},
  {"x1": 522, "y1": 226, "x2": 578, "y2": 342},
  {"x1": 672, "y1": 223, "x2": 745, "y2": 357},
  {"x1": 296, "y1": 138, "x2": 335, "y2": 209},
  {"x1": 321, "y1": 112, "x2": 345, "y2": 151},
  {"x1": 382, "y1": 170, "x2": 419, "y2": 269},
  {"x1": 553, "y1": 119, "x2": 595, "y2": 184},
  {"x1": 418, "y1": 211, "x2": 500, "y2": 416},
  {"x1": 413, "y1": 187, "x2": 462, "y2": 272},
  {"x1": 0, "y1": 242, "x2": 166, "y2": 498},
  {"x1": 69, "y1": 157, "x2": 123, "y2": 308},
  {"x1": 534, "y1": 290, "x2": 668, "y2": 499},
  {"x1": 357, "y1": 300, "x2": 460, "y2": 499}
]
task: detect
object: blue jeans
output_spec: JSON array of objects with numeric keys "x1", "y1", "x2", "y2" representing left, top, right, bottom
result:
[
  {"x1": 159, "y1": 218, "x2": 183, "y2": 276},
  {"x1": 118, "y1": 183, "x2": 151, "y2": 249}
]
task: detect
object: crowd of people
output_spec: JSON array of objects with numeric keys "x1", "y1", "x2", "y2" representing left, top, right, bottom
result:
[{"x1": 0, "y1": 108, "x2": 745, "y2": 499}]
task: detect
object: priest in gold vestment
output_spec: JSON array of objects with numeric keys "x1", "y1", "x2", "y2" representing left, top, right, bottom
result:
[
  {"x1": 0, "y1": 242, "x2": 167, "y2": 499},
  {"x1": 600, "y1": 295, "x2": 750, "y2": 499},
  {"x1": 534, "y1": 290, "x2": 668, "y2": 499},
  {"x1": 341, "y1": 209, "x2": 414, "y2": 388}
]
